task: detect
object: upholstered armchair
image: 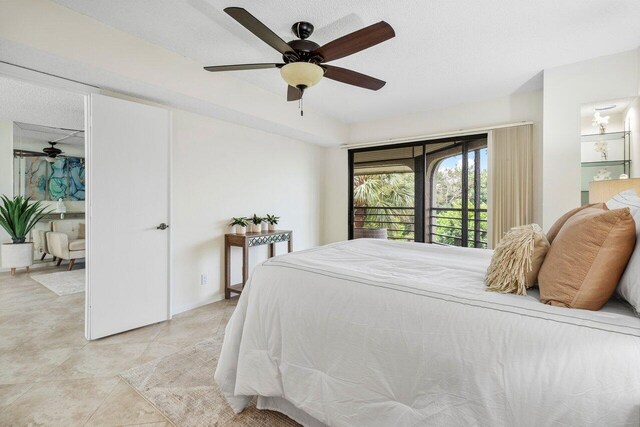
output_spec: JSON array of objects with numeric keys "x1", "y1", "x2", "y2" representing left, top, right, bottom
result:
[
  {"x1": 33, "y1": 222, "x2": 54, "y2": 261},
  {"x1": 47, "y1": 220, "x2": 85, "y2": 270}
]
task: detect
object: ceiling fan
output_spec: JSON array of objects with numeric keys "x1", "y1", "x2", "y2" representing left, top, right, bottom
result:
[
  {"x1": 16, "y1": 141, "x2": 66, "y2": 163},
  {"x1": 204, "y1": 7, "x2": 395, "y2": 114},
  {"x1": 42, "y1": 141, "x2": 64, "y2": 161}
]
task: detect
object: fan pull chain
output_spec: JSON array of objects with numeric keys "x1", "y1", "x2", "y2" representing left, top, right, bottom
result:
[{"x1": 299, "y1": 97, "x2": 304, "y2": 117}]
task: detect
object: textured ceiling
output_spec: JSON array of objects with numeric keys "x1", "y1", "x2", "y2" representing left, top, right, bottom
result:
[
  {"x1": 51, "y1": 0, "x2": 640, "y2": 123},
  {"x1": 0, "y1": 76, "x2": 84, "y2": 130}
]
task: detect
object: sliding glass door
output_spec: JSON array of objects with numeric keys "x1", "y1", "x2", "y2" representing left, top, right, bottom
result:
[
  {"x1": 429, "y1": 144, "x2": 488, "y2": 247},
  {"x1": 348, "y1": 135, "x2": 488, "y2": 247},
  {"x1": 349, "y1": 145, "x2": 423, "y2": 241}
]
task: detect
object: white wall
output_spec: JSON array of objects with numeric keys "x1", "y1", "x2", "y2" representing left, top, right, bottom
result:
[
  {"x1": 348, "y1": 90, "x2": 542, "y2": 145},
  {"x1": 321, "y1": 90, "x2": 544, "y2": 243},
  {"x1": 0, "y1": 120, "x2": 13, "y2": 243},
  {"x1": 625, "y1": 97, "x2": 640, "y2": 177},
  {"x1": 171, "y1": 109, "x2": 323, "y2": 313},
  {"x1": 542, "y1": 49, "x2": 640, "y2": 229}
]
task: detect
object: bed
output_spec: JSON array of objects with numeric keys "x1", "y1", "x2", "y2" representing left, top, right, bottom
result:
[{"x1": 215, "y1": 238, "x2": 640, "y2": 426}]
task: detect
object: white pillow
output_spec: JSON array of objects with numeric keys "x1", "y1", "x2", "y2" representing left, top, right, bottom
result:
[
  {"x1": 607, "y1": 189, "x2": 640, "y2": 315},
  {"x1": 607, "y1": 189, "x2": 640, "y2": 211}
]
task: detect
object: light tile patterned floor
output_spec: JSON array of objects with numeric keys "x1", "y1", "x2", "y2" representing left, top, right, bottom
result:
[{"x1": 0, "y1": 264, "x2": 235, "y2": 426}]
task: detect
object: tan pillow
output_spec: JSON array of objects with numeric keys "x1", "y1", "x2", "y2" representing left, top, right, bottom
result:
[
  {"x1": 78, "y1": 223, "x2": 85, "y2": 239},
  {"x1": 546, "y1": 203, "x2": 606, "y2": 243},
  {"x1": 539, "y1": 207, "x2": 636, "y2": 310},
  {"x1": 486, "y1": 224, "x2": 550, "y2": 295}
]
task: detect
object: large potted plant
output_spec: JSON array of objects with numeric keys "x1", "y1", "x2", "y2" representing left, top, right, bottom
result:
[{"x1": 0, "y1": 195, "x2": 50, "y2": 275}]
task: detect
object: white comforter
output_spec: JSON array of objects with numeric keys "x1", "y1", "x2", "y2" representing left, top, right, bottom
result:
[{"x1": 215, "y1": 239, "x2": 640, "y2": 426}]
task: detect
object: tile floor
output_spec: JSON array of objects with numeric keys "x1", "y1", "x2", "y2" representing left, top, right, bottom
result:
[{"x1": 0, "y1": 265, "x2": 236, "y2": 426}]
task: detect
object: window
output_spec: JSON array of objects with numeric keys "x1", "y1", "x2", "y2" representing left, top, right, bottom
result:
[
  {"x1": 348, "y1": 135, "x2": 488, "y2": 246},
  {"x1": 430, "y1": 147, "x2": 488, "y2": 248}
]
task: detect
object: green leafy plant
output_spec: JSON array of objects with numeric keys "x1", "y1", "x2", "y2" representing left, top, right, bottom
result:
[
  {"x1": 265, "y1": 214, "x2": 280, "y2": 225},
  {"x1": 0, "y1": 195, "x2": 51, "y2": 244},
  {"x1": 230, "y1": 217, "x2": 248, "y2": 227},
  {"x1": 251, "y1": 214, "x2": 263, "y2": 225}
]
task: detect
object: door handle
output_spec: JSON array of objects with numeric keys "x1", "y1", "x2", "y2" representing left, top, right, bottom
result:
[{"x1": 157, "y1": 223, "x2": 169, "y2": 230}]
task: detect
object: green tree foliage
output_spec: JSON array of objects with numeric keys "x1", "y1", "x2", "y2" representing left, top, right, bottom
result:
[
  {"x1": 433, "y1": 157, "x2": 488, "y2": 248},
  {"x1": 353, "y1": 173, "x2": 415, "y2": 240}
]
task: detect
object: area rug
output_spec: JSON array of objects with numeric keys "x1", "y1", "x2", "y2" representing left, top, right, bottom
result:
[
  {"x1": 31, "y1": 269, "x2": 85, "y2": 296},
  {"x1": 120, "y1": 336, "x2": 301, "y2": 427}
]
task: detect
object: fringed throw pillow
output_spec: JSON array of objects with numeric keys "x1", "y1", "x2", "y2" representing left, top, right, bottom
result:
[{"x1": 486, "y1": 224, "x2": 550, "y2": 295}]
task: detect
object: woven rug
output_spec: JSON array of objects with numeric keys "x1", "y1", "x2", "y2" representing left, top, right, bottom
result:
[
  {"x1": 120, "y1": 336, "x2": 301, "y2": 426},
  {"x1": 31, "y1": 268, "x2": 85, "y2": 296}
]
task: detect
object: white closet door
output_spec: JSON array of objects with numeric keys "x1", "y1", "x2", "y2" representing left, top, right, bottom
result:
[{"x1": 86, "y1": 94, "x2": 171, "y2": 340}]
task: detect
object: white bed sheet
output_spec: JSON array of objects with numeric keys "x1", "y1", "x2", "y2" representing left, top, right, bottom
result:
[{"x1": 215, "y1": 239, "x2": 640, "y2": 426}]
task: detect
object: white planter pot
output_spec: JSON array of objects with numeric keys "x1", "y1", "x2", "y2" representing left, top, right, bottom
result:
[
  {"x1": 262, "y1": 223, "x2": 269, "y2": 232},
  {"x1": 251, "y1": 223, "x2": 261, "y2": 233},
  {"x1": 268, "y1": 224, "x2": 277, "y2": 231},
  {"x1": 235, "y1": 225, "x2": 246, "y2": 235},
  {"x1": 1, "y1": 242, "x2": 33, "y2": 269}
]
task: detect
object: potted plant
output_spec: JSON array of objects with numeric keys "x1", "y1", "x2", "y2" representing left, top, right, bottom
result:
[
  {"x1": 0, "y1": 195, "x2": 50, "y2": 275},
  {"x1": 251, "y1": 214, "x2": 263, "y2": 233},
  {"x1": 230, "y1": 217, "x2": 248, "y2": 235},
  {"x1": 265, "y1": 214, "x2": 280, "y2": 231}
]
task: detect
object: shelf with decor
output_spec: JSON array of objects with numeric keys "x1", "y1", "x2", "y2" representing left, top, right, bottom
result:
[{"x1": 580, "y1": 130, "x2": 631, "y2": 204}]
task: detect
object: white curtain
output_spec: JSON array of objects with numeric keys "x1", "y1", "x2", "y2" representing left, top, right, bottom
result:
[{"x1": 488, "y1": 125, "x2": 533, "y2": 248}]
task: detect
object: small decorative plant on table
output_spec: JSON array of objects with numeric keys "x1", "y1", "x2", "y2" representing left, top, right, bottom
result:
[
  {"x1": 230, "y1": 217, "x2": 248, "y2": 235},
  {"x1": 0, "y1": 195, "x2": 50, "y2": 275},
  {"x1": 265, "y1": 214, "x2": 280, "y2": 231},
  {"x1": 251, "y1": 214, "x2": 263, "y2": 233}
]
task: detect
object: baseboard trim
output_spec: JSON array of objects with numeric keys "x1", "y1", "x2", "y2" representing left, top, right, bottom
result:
[{"x1": 171, "y1": 292, "x2": 225, "y2": 316}]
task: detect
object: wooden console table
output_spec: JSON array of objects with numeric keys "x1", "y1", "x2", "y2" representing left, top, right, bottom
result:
[{"x1": 224, "y1": 230, "x2": 293, "y2": 299}]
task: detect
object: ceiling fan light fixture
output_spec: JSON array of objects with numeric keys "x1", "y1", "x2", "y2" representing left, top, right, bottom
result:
[{"x1": 280, "y1": 62, "x2": 324, "y2": 89}]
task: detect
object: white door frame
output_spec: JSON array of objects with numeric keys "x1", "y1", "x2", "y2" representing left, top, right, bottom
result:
[{"x1": 0, "y1": 63, "x2": 174, "y2": 338}]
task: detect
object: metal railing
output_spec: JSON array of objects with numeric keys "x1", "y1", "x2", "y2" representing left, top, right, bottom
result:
[
  {"x1": 353, "y1": 206, "x2": 415, "y2": 241},
  {"x1": 429, "y1": 207, "x2": 487, "y2": 248},
  {"x1": 353, "y1": 206, "x2": 487, "y2": 247}
]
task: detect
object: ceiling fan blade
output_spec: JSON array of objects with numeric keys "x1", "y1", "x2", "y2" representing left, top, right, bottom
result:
[
  {"x1": 313, "y1": 21, "x2": 395, "y2": 63},
  {"x1": 204, "y1": 63, "x2": 283, "y2": 72},
  {"x1": 287, "y1": 85, "x2": 302, "y2": 102},
  {"x1": 323, "y1": 65, "x2": 386, "y2": 90},
  {"x1": 14, "y1": 151, "x2": 42, "y2": 157},
  {"x1": 224, "y1": 7, "x2": 295, "y2": 56}
]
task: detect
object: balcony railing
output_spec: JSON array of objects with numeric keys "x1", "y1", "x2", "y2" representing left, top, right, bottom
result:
[
  {"x1": 352, "y1": 206, "x2": 488, "y2": 247},
  {"x1": 429, "y1": 207, "x2": 487, "y2": 248},
  {"x1": 353, "y1": 206, "x2": 415, "y2": 241}
]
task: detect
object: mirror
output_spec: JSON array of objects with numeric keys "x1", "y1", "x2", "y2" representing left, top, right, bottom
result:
[
  {"x1": 13, "y1": 122, "x2": 85, "y2": 202},
  {"x1": 0, "y1": 75, "x2": 85, "y2": 267}
]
